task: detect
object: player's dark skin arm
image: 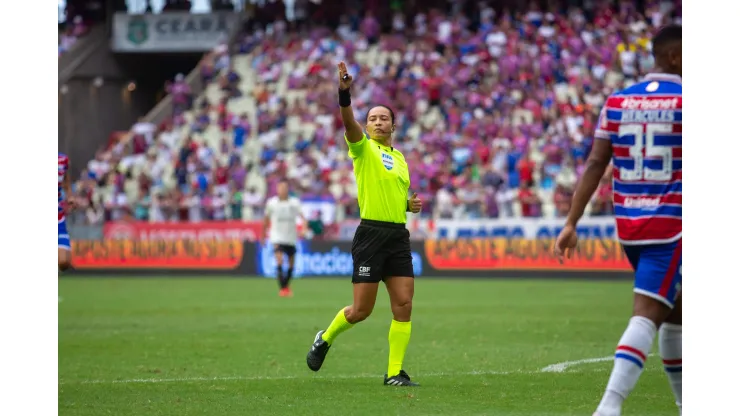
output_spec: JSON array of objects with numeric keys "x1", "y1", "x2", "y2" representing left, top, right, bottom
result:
[{"x1": 564, "y1": 139, "x2": 613, "y2": 227}]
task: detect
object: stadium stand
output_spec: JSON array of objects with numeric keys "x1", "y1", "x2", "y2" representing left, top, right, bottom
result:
[{"x1": 69, "y1": 0, "x2": 682, "y2": 224}]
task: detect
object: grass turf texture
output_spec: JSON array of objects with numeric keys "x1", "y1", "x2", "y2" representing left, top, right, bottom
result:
[{"x1": 59, "y1": 278, "x2": 676, "y2": 416}]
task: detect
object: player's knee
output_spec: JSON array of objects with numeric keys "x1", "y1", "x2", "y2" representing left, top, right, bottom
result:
[
  {"x1": 664, "y1": 308, "x2": 682, "y2": 326},
  {"x1": 633, "y1": 294, "x2": 671, "y2": 326},
  {"x1": 58, "y1": 248, "x2": 72, "y2": 271},
  {"x1": 58, "y1": 259, "x2": 72, "y2": 271},
  {"x1": 346, "y1": 305, "x2": 373, "y2": 323}
]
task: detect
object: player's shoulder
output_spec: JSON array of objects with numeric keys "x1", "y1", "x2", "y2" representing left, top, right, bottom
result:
[
  {"x1": 621, "y1": 81, "x2": 680, "y2": 95},
  {"x1": 266, "y1": 196, "x2": 278, "y2": 205},
  {"x1": 608, "y1": 75, "x2": 681, "y2": 103},
  {"x1": 605, "y1": 85, "x2": 681, "y2": 111},
  {"x1": 290, "y1": 196, "x2": 301, "y2": 205}
]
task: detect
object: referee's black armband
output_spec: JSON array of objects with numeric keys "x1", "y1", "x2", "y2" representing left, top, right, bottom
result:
[{"x1": 338, "y1": 88, "x2": 351, "y2": 107}]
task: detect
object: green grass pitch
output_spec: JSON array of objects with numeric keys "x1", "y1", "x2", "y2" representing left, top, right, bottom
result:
[{"x1": 59, "y1": 277, "x2": 677, "y2": 416}]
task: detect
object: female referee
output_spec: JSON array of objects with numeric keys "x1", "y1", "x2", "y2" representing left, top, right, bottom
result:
[{"x1": 305, "y1": 61, "x2": 422, "y2": 387}]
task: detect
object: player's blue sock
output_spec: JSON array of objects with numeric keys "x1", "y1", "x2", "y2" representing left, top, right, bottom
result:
[
  {"x1": 659, "y1": 323, "x2": 682, "y2": 413},
  {"x1": 596, "y1": 316, "x2": 657, "y2": 416}
]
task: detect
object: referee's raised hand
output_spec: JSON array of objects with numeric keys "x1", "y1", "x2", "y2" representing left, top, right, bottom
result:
[
  {"x1": 337, "y1": 61, "x2": 363, "y2": 143},
  {"x1": 338, "y1": 61, "x2": 353, "y2": 90}
]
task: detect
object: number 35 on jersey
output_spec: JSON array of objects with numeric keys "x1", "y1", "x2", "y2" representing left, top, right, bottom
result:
[{"x1": 595, "y1": 74, "x2": 682, "y2": 245}]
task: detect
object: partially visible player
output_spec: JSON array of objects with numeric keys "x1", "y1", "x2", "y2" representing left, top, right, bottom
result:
[
  {"x1": 554, "y1": 25, "x2": 682, "y2": 416},
  {"x1": 263, "y1": 180, "x2": 304, "y2": 297},
  {"x1": 58, "y1": 153, "x2": 75, "y2": 271}
]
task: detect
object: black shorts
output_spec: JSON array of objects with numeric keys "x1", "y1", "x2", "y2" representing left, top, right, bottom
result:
[
  {"x1": 351, "y1": 219, "x2": 414, "y2": 283},
  {"x1": 274, "y1": 244, "x2": 297, "y2": 256}
]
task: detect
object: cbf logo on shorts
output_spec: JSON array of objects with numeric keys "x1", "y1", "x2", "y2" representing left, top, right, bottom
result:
[{"x1": 381, "y1": 153, "x2": 394, "y2": 171}]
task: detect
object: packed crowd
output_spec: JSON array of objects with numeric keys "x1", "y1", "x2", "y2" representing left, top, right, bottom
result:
[
  {"x1": 58, "y1": 0, "x2": 108, "y2": 57},
  {"x1": 58, "y1": 14, "x2": 90, "y2": 57},
  {"x1": 68, "y1": 0, "x2": 682, "y2": 225}
]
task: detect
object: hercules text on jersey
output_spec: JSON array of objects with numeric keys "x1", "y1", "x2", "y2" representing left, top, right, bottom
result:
[
  {"x1": 58, "y1": 153, "x2": 71, "y2": 250},
  {"x1": 595, "y1": 73, "x2": 682, "y2": 246}
]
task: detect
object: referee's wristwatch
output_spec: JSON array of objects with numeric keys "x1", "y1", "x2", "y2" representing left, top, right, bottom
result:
[{"x1": 406, "y1": 199, "x2": 411, "y2": 212}]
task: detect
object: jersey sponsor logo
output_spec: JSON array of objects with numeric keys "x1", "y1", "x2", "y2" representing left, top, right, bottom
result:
[
  {"x1": 622, "y1": 197, "x2": 661, "y2": 209},
  {"x1": 619, "y1": 96, "x2": 679, "y2": 110},
  {"x1": 645, "y1": 81, "x2": 659, "y2": 92},
  {"x1": 381, "y1": 152, "x2": 394, "y2": 171}
]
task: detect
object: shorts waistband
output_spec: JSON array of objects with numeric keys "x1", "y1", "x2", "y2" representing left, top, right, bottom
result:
[{"x1": 360, "y1": 219, "x2": 406, "y2": 229}]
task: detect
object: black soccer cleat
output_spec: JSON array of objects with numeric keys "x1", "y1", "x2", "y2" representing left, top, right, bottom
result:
[
  {"x1": 306, "y1": 330, "x2": 331, "y2": 371},
  {"x1": 384, "y1": 369, "x2": 419, "y2": 386}
]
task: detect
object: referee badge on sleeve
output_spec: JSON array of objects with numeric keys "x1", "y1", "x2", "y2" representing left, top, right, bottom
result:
[{"x1": 381, "y1": 153, "x2": 394, "y2": 171}]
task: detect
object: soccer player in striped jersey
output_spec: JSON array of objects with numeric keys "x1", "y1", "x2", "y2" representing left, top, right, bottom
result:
[
  {"x1": 58, "y1": 153, "x2": 74, "y2": 271},
  {"x1": 555, "y1": 25, "x2": 682, "y2": 416}
]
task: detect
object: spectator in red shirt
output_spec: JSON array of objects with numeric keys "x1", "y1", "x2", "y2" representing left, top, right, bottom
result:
[
  {"x1": 518, "y1": 181, "x2": 541, "y2": 218},
  {"x1": 213, "y1": 163, "x2": 230, "y2": 196},
  {"x1": 517, "y1": 153, "x2": 536, "y2": 187}
]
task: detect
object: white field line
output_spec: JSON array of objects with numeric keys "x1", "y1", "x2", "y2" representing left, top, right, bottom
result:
[
  {"x1": 540, "y1": 353, "x2": 657, "y2": 373},
  {"x1": 540, "y1": 356, "x2": 614, "y2": 373},
  {"x1": 64, "y1": 370, "x2": 527, "y2": 385},
  {"x1": 62, "y1": 357, "x2": 629, "y2": 386}
]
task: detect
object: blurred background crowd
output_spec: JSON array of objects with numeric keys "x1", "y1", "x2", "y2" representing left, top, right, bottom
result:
[{"x1": 63, "y1": 0, "x2": 682, "y2": 226}]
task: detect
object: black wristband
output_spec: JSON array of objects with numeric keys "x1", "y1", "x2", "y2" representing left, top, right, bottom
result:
[
  {"x1": 338, "y1": 88, "x2": 351, "y2": 107},
  {"x1": 406, "y1": 199, "x2": 411, "y2": 212}
]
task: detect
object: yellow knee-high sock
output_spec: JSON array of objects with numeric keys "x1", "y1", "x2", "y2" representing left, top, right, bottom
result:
[
  {"x1": 321, "y1": 308, "x2": 355, "y2": 345},
  {"x1": 387, "y1": 320, "x2": 412, "y2": 377}
]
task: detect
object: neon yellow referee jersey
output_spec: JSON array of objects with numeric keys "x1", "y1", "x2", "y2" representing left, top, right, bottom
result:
[{"x1": 346, "y1": 133, "x2": 409, "y2": 224}]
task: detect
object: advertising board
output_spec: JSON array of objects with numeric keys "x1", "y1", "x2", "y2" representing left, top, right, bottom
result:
[
  {"x1": 423, "y1": 238, "x2": 631, "y2": 273},
  {"x1": 112, "y1": 12, "x2": 240, "y2": 52},
  {"x1": 103, "y1": 221, "x2": 262, "y2": 242},
  {"x1": 256, "y1": 241, "x2": 425, "y2": 278},
  {"x1": 71, "y1": 239, "x2": 244, "y2": 270},
  {"x1": 432, "y1": 217, "x2": 617, "y2": 240}
]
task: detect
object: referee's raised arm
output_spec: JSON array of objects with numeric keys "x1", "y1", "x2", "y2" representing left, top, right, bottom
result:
[{"x1": 337, "y1": 62, "x2": 364, "y2": 143}]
